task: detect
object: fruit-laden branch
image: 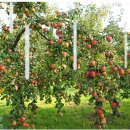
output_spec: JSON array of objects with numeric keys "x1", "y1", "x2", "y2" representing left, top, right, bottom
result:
[
  {"x1": 36, "y1": 29, "x2": 49, "y2": 41},
  {"x1": 11, "y1": 28, "x2": 25, "y2": 51}
]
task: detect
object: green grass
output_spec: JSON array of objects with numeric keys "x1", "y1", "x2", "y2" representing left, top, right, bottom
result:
[{"x1": 0, "y1": 97, "x2": 130, "y2": 129}]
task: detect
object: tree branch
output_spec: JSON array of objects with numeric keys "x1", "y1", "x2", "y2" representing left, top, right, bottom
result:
[
  {"x1": 11, "y1": 28, "x2": 25, "y2": 51},
  {"x1": 36, "y1": 29, "x2": 49, "y2": 41}
]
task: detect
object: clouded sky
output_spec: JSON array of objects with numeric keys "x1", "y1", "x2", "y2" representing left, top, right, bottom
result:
[{"x1": 0, "y1": 0, "x2": 130, "y2": 31}]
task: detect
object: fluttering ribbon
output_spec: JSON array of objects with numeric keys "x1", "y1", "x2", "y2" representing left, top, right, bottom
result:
[
  {"x1": 73, "y1": 21, "x2": 77, "y2": 70},
  {"x1": 25, "y1": 25, "x2": 30, "y2": 80},
  {"x1": 9, "y1": 2, "x2": 13, "y2": 33},
  {"x1": 124, "y1": 32, "x2": 128, "y2": 69}
]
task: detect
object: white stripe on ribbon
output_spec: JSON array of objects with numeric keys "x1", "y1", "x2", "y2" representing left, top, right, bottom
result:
[
  {"x1": 9, "y1": 2, "x2": 13, "y2": 33},
  {"x1": 25, "y1": 25, "x2": 30, "y2": 80},
  {"x1": 124, "y1": 32, "x2": 128, "y2": 69},
  {"x1": 73, "y1": 21, "x2": 77, "y2": 70}
]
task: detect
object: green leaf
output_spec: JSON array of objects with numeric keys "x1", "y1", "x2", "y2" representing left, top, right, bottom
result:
[{"x1": 0, "y1": 116, "x2": 3, "y2": 122}]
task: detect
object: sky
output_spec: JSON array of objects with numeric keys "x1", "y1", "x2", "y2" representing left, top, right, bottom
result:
[{"x1": 0, "y1": 0, "x2": 130, "y2": 31}]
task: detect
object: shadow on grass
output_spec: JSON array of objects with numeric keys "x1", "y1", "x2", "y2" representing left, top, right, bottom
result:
[{"x1": 0, "y1": 99, "x2": 130, "y2": 129}]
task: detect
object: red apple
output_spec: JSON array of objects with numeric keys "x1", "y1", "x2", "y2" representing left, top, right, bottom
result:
[
  {"x1": 100, "y1": 66, "x2": 106, "y2": 72},
  {"x1": 49, "y1": 40, "x2": 54, "y2": 45},
  {"x1": 53, "y1": 23, "x2": 58, "y2": 29},
  {"x1": 38, "y1": 80, "x2": 42, "y2": 83},
  {"x1": 119, "y1": 69, "x2": 124, "y2": 75},
  {"x1": 110, "y1": 52, "x2": 114, "y2": 58},
  {"x1": 96, "y1": 97, "x2": 102, "y2": 102},
  {"x1": 75, "y1": 85, "x2": 81, "y2": 89},
  {"x1": 61, "y1": 52, "x2": 67, "y2": 57},
  {"x1": 108, "y1": 60, "x2": 113, "y2": 65},
  {"x1": 95, "y1": 72, "x2": 101, "y2": 77},
  {"x1": 47, "y1": 52, "x2": 52, "y2": 56},
  {"x1": 89, "y1": 71, "x2": 96, "y2": 78},
  {"x1": 31, "y1": 80, "x2": 37, "y2": 85},
  {"x1": 88, "y1": 36, "x2": 94, "y2": 41},
  {"x1": 101, "y1": 118, "x2": 106, "y2": 124},
  {"x1": 97, "y1": 82, "x2": 102, "y2": 87},
  {"x1": 84, "y1": 73, "x2": 89, "y2": 77},
  {"x1": 43, "y1": 28, "x2": 49, "y2": 32},
  {"x1": 31, "y1": 24, "x2": 35, "y2": 29},
  {"x1": 97, "y1": 125, "x2": 102, "y2": 129},
  {"x1": 92, "y1": 91, "x2": 97, "y2": 97},
  {"x1": 57, "y1": 22, "x2": 63, "y2": 27},
  {"x1": 55, "y1": 11, "x2": 61, "y2": 16},
  {"x1": 77, "y1": 59, "x2": 81, "y2": 63},
  {"x1": 25, "y1": 11, "x2": 30, "y2": 17},
  {"x1": 19, "y1": 117, "x2": 26, "y2": 123},
  {"x1": 70, "y1": 55, "x2": 74, "y2": 60},
  {"x1": 50, "y1": 64, "x2": 55, "y2": 69},
  {"x1": 92, "y1": 39, "x2": 98, "y2": 45},
  {"x1": 105, "y1": 52, "x2": 110, "y2": 57},
  {"x1": 102, "y1": 71, "x2": 107, "y2": 76},
  {"x1": 0, "y1": 65, "x2": 6, "y2": 70},
  {"x1": 58, "y1": 33, "x2": 63, "y2": 38},
  {"x1": 12, "y1": 121, "x2": 17, "y2": 126},
  {"x1": 89, "y1": 60, "x2": 96, "y2": 66},
  {"x1": 110, "y1": 102, "x2": 117, "y2": 108},
  {"x1": 58, "y1": 39, "x2": 62, "y2": 44},
  {"x1": 99, "y1": 113, "x2": 104, "y2": 119},
  {"x1": 22, "y1": 122, "x2": 29, "y2": 128},
  {"x1": 56, "y1": 30, "x2": 61, "y2": 35},
  {"x1": 96, "y1": 108, "x2": 103, "y2": 115},
  {"x1": 86, "y1": 44, "x2": 91, "y2": 49},
  {"x1": 43, "y1": 86, "x2": 47, "y2": 89},
  {"x1": 3, "y1": 68, "x2": 7, "y2": 73},
  {"x1": 76, "y1": 93, "x2": 81, "y2": 97},
  {"x1": 112, "y1": 66, "x2": 118, "y2": 72},
  {"x1": 128, "y1": 53, "x2": 130, "y2": 57},
  {"x1": 2, "y1": 25, "x2": 8, "y2": 31},
  {"x1": 106, "y1": 35, "x2": 112, "y2": 42}
]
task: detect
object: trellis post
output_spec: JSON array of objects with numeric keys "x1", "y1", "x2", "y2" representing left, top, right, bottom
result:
[
  {"x1": 73, "y1": 21, "x2": 77, "y2": 70},
  {"x1": 124, "y1": 32, "x2": 128, "y2": 69},
  {"x1": 9, "y1": 2, "x2": 13, "y2": 33},
  {"x1": 25, "y1": 25, "x2": 30, "y2": 80}
]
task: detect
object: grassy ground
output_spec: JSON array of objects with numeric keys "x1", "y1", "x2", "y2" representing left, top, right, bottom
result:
[{"x1": 0, "y1": 97, "x2": 130, "y2": 129}]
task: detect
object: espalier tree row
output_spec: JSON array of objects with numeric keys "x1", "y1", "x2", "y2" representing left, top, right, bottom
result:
[{"x1": 0, "y1": 2, "x2": 130, "y2": 129}]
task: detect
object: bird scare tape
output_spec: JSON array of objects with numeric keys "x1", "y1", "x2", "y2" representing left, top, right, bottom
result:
[
  {"x1": 9, "y1": 2, "x2": 13, "y2": 33},
  {"x1": 25, "y1": 25, "x2": 30, "y2": 80},
  {"x1": 73, "y1": 21, "x2": 77, "y2": 70},
  {"x1": 124, "y1": 32, "x2": 128, "y2": 69}
]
